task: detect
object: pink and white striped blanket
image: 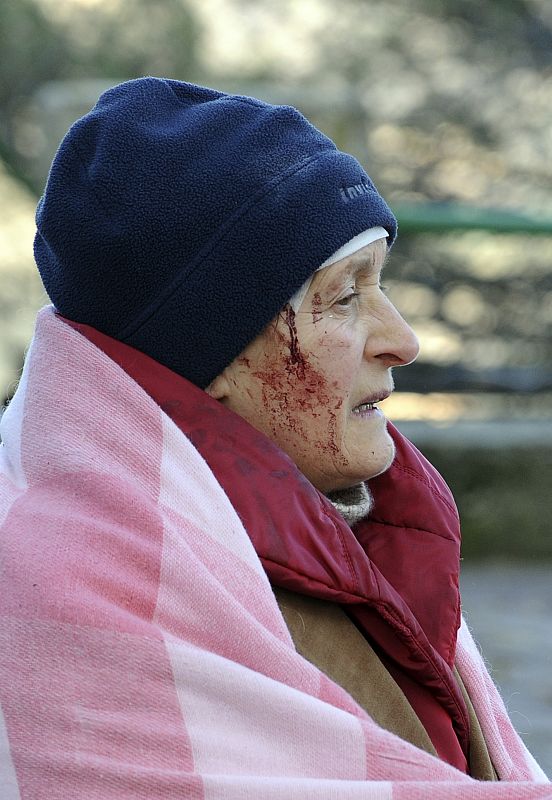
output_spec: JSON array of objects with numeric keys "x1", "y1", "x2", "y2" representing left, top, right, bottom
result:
[{"x1": 0, "y1": 307, "x2": 549, "y2": 799}]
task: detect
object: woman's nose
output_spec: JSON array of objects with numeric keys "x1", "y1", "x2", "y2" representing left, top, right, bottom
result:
[{"x1": 369, "y1": 300, "x2": 420, "y2": 368}]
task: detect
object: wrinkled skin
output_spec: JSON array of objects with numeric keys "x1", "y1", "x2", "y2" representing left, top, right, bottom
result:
[{"x1": 207, "y1": 239, "x2": 419, "y2": 492}]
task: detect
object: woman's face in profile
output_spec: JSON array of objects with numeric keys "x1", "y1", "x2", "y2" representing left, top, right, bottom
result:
[{"x1": 209, "y1": 239, "x2": 419, "y2": 492}]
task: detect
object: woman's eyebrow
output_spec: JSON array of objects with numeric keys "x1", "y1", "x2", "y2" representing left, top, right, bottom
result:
[
  {"x1": 316, "y1": 265, "x2": 355, "y2": 294},
  {"x1": 347, "y1": 251, "x2": 387, "y2": 278}
]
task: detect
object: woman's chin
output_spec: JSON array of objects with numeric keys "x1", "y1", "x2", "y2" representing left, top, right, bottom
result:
[
  {"x1": 350, "y1": 420, "x2": 396, "y2": 480},
  {"x1": 313, "y1": 431, "x2": 395, "y2": 493}
]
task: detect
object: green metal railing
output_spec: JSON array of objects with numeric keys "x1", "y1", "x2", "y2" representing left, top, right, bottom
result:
[{"x1": 395, "y1": 203, "x2": 552, "y2": 235}]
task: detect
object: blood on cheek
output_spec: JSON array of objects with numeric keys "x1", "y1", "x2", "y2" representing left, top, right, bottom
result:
[{"x1": 251, "y1": 305, "x2": 347, "y2": 464}]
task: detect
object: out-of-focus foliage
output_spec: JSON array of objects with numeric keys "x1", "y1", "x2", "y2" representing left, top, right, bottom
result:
[
  {"x1": 0, "y1": 162, "x2": 46, "y2": 402},
  {"x1": 192, "y1": 0, "x2": 552, "y2": 206},
  {"x1": 0, "y1": 0, "x2": 203, "y2": 406},
  {"x1": 423, "y1": 439, "x2": 552, "y2": 560},
  {"x1": 387, "y1": 232, "x2": 552, "y2": 397},
  {"x1": 189, "y1": 0, "x2": 552, "y2": 394},
  {"x1": 1, "y1": 0, "x2": 552, "y2": 407},
  {"x1": 0, "y1": 0, "x2": 67, "y2": 191},
  {"x1": 0, "y1": 0, "x2": 201, "y2": 193}
]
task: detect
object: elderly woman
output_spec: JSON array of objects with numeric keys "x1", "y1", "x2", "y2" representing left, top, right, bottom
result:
[{"x1": 0, "y1": 78, "x2": 548, "y2": 797}]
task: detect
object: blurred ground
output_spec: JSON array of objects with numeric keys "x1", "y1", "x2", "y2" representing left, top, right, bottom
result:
[{"x1": 460, "y1": 561, "x2": 552, "y2": 777}]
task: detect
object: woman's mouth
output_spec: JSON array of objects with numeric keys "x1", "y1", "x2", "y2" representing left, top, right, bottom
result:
[
  {"x1": 351, "y1": 392, "x2": 390, "y2": 417},
  {"x1": 352, "y1": 402, "x2": 378, "y2": 414}
]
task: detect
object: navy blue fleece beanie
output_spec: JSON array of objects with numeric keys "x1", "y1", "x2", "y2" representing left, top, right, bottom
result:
[{"x1": 35, "y1": 77, "x2": 397, "y2": 388}]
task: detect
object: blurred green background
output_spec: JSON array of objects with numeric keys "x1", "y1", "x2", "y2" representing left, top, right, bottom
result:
[{"x1": 1, "y1": 0, "x2": 552, "y2": 560}]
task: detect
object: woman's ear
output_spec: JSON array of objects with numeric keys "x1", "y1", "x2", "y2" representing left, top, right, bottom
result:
[{"x1": 205, "y1": 370, "x2": 232, "y2": 401}]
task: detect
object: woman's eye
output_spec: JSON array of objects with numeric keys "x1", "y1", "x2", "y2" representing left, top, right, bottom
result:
[{"x1": 335, "y1": 289, "x2": 359, "y2": 307}]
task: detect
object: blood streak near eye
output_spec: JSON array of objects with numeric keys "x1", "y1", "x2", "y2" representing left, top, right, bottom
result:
[
  {"x1": 282, "y1": 305, "x2": 307, "y2": 379},
  {"x1": 312, "y1": 291, "x2": 323, "y2": 324}
]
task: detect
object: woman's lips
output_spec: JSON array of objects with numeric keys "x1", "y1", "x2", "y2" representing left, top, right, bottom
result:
[{"x1": 351, "y1": 391, "x2": 390, "y2": 417}]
